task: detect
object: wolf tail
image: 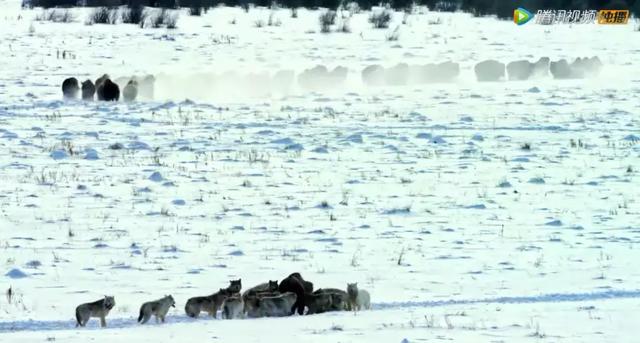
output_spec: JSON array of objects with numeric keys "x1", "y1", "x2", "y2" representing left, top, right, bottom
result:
[
  {"x1": 75, "y1": 308, "x2": 81, "y2": 327},
  {"x1": 138, "y1": 306, "x2": 144, "y2": 323}
]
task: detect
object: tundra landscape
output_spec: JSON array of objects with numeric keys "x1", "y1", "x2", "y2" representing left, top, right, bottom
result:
[{"x1": 0, "y1": 0, "x2": 639, "y2": 341}]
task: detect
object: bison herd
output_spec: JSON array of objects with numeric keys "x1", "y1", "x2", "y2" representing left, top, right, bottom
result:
[
  {"x1": 61, "y1": 74, "x2": 155, "y2": 101},
  {"x1": 363, "y1": 56, "x2": 602, "y2": 86},
  {"x1": 60, "y1": 58, "x2": 603, "y2": 101},
  {"x1": 293, "y1": 62, "x2": 461, "y2": 89},
  {"x1": 474, "y1": 56, "x2": 603, "y2": 82},
  {"x1": 360, "y1": 61, "x2": 461, "y2": 86}
]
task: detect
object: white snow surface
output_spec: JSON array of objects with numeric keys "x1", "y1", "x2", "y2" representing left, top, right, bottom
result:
[{"x1": 0, "y1": 1, "x2": 640, "y2": 342}]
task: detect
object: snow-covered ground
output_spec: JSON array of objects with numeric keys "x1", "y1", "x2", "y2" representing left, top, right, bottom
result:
[{"x1": 1, "y1": 1, "x2": 639, "y2": 341}]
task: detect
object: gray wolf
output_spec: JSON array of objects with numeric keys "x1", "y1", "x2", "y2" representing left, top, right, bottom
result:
[
  {"x1": 138, "y1": 295, "x2": 175, "y2": 324},
  {"x1": 75, "y1": 296, "x2": 115, "y2": 327},
  {"x1": 185, "y1": 288, "x2": 230, "y2": 318},
  {"x1": 347, "y1": 283, "x2": 371, "y2": 312},
  {"x1": 222, "y1": 295, "x2": 243, "y2": 319}
]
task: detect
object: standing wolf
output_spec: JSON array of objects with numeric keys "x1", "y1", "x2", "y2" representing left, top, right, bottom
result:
[
  {"x1": 305, "y1": 292, "x2": 333, "y2": 315},
  {"x1": 138, "y1": 295, "x2": 175, "y2": 324},
  {"x1": 226, "y1": 279, "x2": 242, "y2": 294},
  {"x1": 347, "y1": 283, "x2": 370, "y2": 312},
  {"x1": 222, "y1": 294, "x2": 244, "y2": 319},
  {"x1": 253, "y1": 292, "x2": 298, "y2": 317},
  {"x1": 313, "y1": 288, "x2": 349, "y2": 311},
  {"x1": 75, "y1": 296, "x2": 115, "y2": 328},
  {"x1": 185, "y1": 288, "x2": 230, "y2": 318}
]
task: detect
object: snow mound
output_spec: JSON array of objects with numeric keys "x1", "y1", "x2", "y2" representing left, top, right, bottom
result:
[{"x1": 5, "y1": 268, "x2": 29, "y2": 279}]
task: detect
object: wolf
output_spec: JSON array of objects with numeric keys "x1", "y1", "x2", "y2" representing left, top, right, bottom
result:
[
  {"x1": 138, "y1": 295, "x2": 175, "y2": 324},
  {"x1": 185, "y1": 288, "x2": 230, "y2": 318},
  {"x1": 255, "y1": 292, "x2": 297, "y2": 317},
  {"x1": 226, "y1": 279, "x2": 242, "y2": 294},
  {"x1": 62, "y1": 77, "x2": 79, "y2": 99},
  {"x1": 81, "y1": 80, "x2": 95, "y2": 100},
  {"x1": 305, "y1": 292, "x2": 333, "y2": 315},
  {"x1": 242, "y1": 280, "x2": 278, "y2": 301},
  {"x1": 329, "y1": 292, "x2": 348, "y2": 311},
  {"x1": 222, "y1": 294, "x2": 243, "y2": 319},
  {"x1": 75, "y1": 296, "x2": 115, "y2": 328},
  {"x1": 347, "y1": 283, "x2": 370, "y2": 312},
  {"x1": 243, "y1": 291, "x2": 280, "y2": 318},
  {"x1": 313, "y1": 288, "x2": 349, "y2": 311},
  {"x1": 243, "y1": 294, "x2": 261, "y2": 318}
]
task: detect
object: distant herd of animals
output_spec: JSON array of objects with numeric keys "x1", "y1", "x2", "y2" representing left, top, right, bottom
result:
[
  {"x1": 359, "y1": 56, "x2": 602, "y2": 87},
  {"x1": 60, "y1": 57, "x2": 601, "y2": 101},
  {"x1": 297, "y1": 56, "x2": 602, "y2": 90},
  {"x1": 61, "y1": 74, "x2": 155, "y2": 102},
  {"x1": 472, "y1": 56, "x2": 602, "y2": 82},
  {"x1": 75, "y1": 273, "x2": 371, "y2": 328}
]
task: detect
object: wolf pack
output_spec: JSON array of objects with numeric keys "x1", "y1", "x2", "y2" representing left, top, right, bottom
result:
[{"x1": 75, "y1": 272, "x2": 371, "y2": 328}]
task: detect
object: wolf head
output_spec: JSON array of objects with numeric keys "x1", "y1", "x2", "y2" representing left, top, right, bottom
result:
[
  {"x1": 165, "y1": 295, "x2": 176, "y2": 307},
  {"x1": 227, "y1": 279, "x2": 241, "y2": 293},
  {"x1": 347, "y1": 283, "x2": 358, "y2": 297},
  {"x1": 268, "y1": 280, "x2": 279, "y2": 291},
  {"x1": 103, "y1": 295, "x2": 115, "y2": 310}
]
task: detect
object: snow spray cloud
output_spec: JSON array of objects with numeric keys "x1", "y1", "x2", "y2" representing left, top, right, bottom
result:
[{"x1": 110, "y1": 57, "x2": 604, "y2": 102}]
